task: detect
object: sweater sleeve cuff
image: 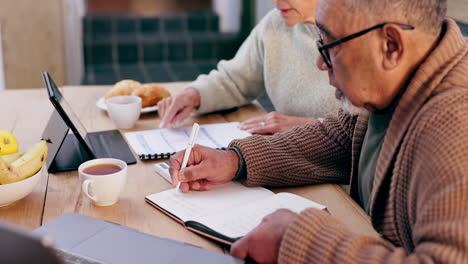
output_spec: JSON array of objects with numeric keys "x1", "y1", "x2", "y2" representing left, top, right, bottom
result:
[
  {"x1": 227, "y1": 146, "x2": 247, "y2": 181},
  {"x1": 185, "y1": 78, "x2": 221, "y2": 115},
  {"x1": 279, "y1": 208, "x2": 353, "y2": 264}
]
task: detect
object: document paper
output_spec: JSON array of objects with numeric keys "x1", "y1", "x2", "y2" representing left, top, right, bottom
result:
[{"x1": 125, "y1": 122, "x2": 251, "y2": 155}]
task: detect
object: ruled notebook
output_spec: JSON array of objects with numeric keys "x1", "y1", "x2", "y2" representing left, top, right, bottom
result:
[
  {"x1": 125, "y1": 122, "x2": 252, "y2": 160},
  {"x1": 145, "y1": 181, "x2": 326, "y2": 245}
]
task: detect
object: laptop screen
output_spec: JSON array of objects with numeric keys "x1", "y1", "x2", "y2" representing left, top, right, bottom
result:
[{"x1": 43, "y1": 72, "x2": 95, "y2": 154}]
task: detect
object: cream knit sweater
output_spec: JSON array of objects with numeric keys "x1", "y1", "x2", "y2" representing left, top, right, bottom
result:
[{"x1": 189, "y1": 10, "x2": 339, "y2": 118}]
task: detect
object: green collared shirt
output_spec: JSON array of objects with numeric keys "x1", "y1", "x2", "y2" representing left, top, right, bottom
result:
[{"x1": 358, "y1": 109, "x2": 394, "y2": 213}]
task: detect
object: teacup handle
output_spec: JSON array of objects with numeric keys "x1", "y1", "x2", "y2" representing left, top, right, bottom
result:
[{"x1": 82, "y1": 179, "x2": 98, "y2": 202}]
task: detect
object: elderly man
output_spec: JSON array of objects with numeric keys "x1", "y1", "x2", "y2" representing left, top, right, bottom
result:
[{"x1": 169, "y1": 0, "x2": 468, "y2": 262}]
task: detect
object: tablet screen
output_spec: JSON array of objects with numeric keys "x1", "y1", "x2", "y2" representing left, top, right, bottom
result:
[{"x1": 43, "y1": 72, "x2": 95, "y2": 155}]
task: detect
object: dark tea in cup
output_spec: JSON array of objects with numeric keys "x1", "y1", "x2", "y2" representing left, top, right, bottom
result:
[
  {"x1": 78, "y1": 158, "x2": 127, "y2": 206},
  {"x1": 83, "y1": 164, "x2": 122, "y2": 175}
]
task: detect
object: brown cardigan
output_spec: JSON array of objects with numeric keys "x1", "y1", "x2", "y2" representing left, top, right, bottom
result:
[{"x1": 229, "y1": 19, "x2": 468, "y2": 263}]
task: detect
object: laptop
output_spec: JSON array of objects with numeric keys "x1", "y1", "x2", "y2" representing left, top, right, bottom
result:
[
  {"x1": 0, "y1": 213, "x2": 243, "y2": 264},
  {"x1": 0, "y1": 221, "x2": 64, "y2": 264},
  {"x1": 42, "y1": 72, "x2": 137, "y2": 173},
  {"x1": 0, "y1": 219, "x2": 106, "y2": 264}
]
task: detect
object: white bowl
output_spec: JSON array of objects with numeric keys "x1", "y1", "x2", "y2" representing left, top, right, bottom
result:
[{"x1": 0, "y1": 166, "x2": 44, "y2": 207}]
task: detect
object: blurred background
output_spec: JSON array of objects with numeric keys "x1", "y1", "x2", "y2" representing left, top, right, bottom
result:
[{"x1": 0, "y1": 0, "x2": 466, "y2": 91}]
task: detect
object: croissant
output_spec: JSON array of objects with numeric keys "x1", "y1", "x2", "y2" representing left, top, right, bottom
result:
[
  {"x1": 132, "y1": 83, "x2": 171, "y2": 108},
  {"x1": 104, "y1": 80, "x2": 141, "y2": 99}
]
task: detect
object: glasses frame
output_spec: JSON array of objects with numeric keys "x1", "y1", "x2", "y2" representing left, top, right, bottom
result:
[{"x1": 317, "y1": 23, "x2": 415, "y2": 68}]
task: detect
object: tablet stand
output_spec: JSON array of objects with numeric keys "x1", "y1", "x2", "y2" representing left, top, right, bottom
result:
[{"x1": 42, "y1": 110, "x2": 94, "y2": 173}]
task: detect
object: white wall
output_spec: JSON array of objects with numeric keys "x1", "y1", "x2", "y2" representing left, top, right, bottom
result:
[
  {"x1": 213, "y1": 0, "x2": 241, "y2": 32},
  {"x1": 256, "y1": 1, "x2": 275, "y2": 23},
  {"x1": 63, "y1": 0, "x2": 86, "y2": 85},
  {"x1": 0, "y1": 22, "x2": 5, "y2": 91},
  {"x1": 213, "y1": 0, "x2": 275, "y2": 32},
  {"x1": 448, "y1": 0, "x2": 468, "y2": 24}
]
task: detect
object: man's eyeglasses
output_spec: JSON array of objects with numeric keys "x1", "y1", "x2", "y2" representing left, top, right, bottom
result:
[{"x1": 317, "y1": 23, "x2": 415, "y2": 68}]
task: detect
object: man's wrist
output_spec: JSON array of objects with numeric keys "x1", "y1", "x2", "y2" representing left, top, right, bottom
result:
[
  {"x1": 227, "y1": 147, "x2": 247, "y2": 181},
  {"x1": 184, "y1": 87, "x2": 201, "y2": 109}
]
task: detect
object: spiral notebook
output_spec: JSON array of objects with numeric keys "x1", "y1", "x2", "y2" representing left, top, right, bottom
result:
[{"x1": 125, "y1": 122, "x2": 252, "y2": 160}]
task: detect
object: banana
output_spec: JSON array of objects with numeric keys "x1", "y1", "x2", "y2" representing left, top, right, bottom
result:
[
  {"x1": 0, "y1": 140, "x2": 48, "y2": 184},
  {"x1": 0, "y1": 152, "x2": 24, "y2": 164},
  {"x1": 0, "y1": 158, "x2": 22, "y2": 184}
]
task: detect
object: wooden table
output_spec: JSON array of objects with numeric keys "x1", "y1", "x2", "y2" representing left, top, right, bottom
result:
[{"x1": 0, "y1": 83, "x2": 378, "y2": 254}]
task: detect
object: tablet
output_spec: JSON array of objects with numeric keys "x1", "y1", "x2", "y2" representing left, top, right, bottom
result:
[{"x1": 42, "y1": 72, "x2": 136, "y2": 173}]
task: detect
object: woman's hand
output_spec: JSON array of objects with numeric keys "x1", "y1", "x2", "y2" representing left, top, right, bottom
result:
[
  {"x1": 157, "y1": 88, "x2": 201, "y2": 128},
  {"x1": 239, "y1": 112, "x2": 316, "y2": 134}
]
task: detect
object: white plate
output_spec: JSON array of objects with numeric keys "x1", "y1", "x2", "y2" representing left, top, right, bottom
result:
[{"x1": 96, "y1": 97, "x2": 158, "y2": 113}]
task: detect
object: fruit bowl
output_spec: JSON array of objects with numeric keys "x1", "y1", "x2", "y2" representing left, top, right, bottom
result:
[{"x1": 0, "y1": 166, "x2": 43, "y2": 207}]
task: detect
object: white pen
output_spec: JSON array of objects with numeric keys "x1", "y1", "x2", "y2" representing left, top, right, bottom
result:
[{"x1": 175, "y1": 123, "x2": 200, "y2": 194}]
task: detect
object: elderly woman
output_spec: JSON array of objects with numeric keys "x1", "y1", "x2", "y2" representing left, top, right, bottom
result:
[{"x1": 158, "y1": 0, "x2": 339, "y2": 134}]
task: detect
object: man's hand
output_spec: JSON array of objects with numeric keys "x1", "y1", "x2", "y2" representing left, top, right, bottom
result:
[
  {"x1": 169, "y1": 145, "x2": 239, "y2": 192},
  {"x1": 157, "y1": 88, "x2": 201, "y2": 128},
  {"x1": 239, "y1": 112, "x2": 316, "y2": 134},
  {"x1": 230, "y1": 209, "x2": 298, "y2": 264}
]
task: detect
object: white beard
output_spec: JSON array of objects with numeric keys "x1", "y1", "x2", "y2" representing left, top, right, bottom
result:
[{"x1": 340, "y1": 95, "x2": 366, "y2": 116}]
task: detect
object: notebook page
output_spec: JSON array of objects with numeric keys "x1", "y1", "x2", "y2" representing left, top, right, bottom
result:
[
  {"x1": 145, "y1": 182, "x2": 273, "y2": 222},
  {"x1": 193, "y1": 193, "x2": 326, "y2": 238},
  {"x1": 125, "y1": 122, "x2": 251, "y2": 155}
]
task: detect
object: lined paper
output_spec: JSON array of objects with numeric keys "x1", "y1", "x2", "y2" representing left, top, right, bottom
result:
[{"x1": 125, "y1": 122, "x2": 251, "y2": 156}]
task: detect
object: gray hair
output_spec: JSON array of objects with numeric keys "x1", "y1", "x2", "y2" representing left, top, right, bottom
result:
[{"x1": 347, "y1": 0, "x2": 447, "y2": 34}]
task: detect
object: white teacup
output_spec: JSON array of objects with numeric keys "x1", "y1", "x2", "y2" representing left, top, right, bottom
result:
[
  {"x1": 78, "y1": 158, "x2": 127, "y2": 206},
  {"x1": 106, "y1": 95, "x2": 141, "y2": 129}
]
